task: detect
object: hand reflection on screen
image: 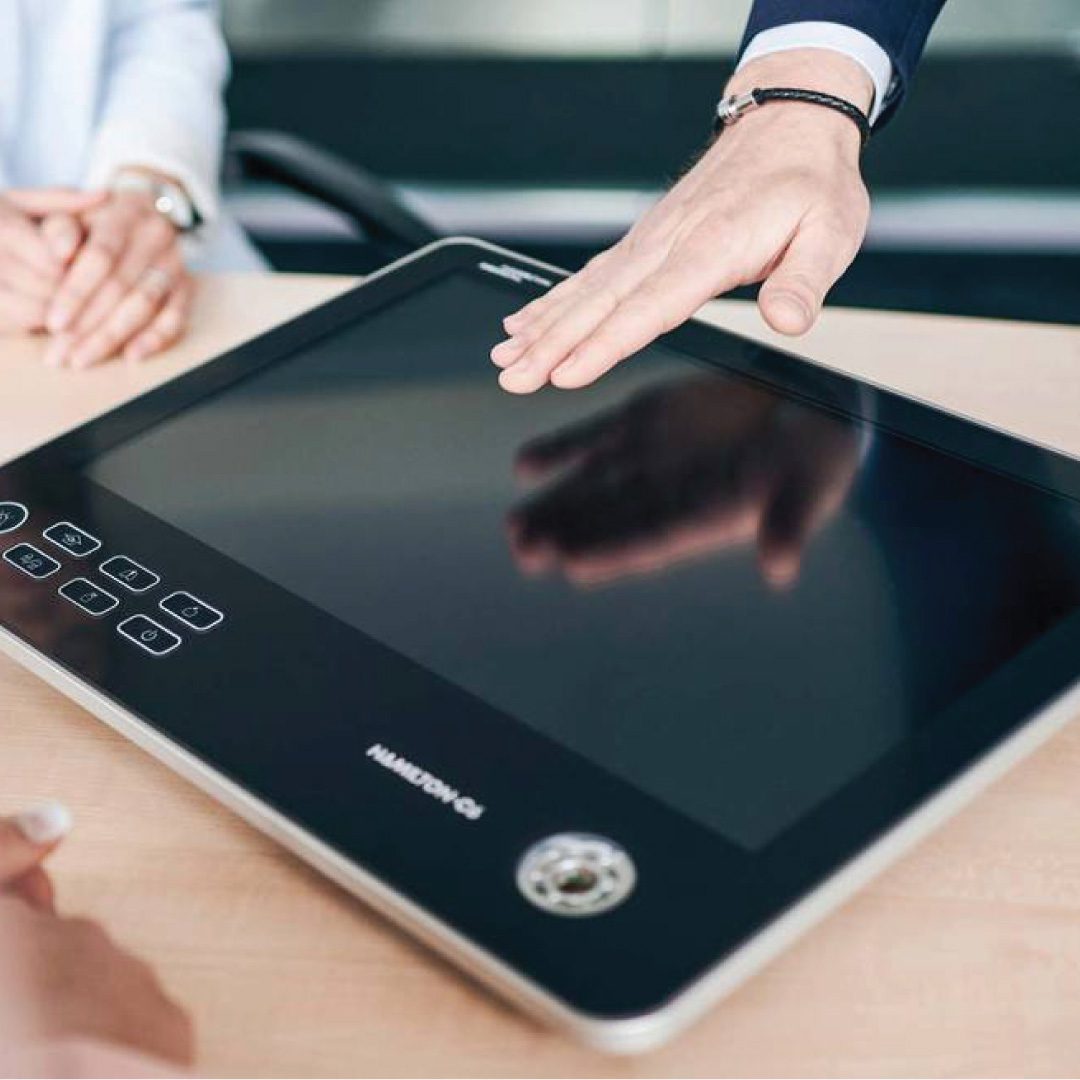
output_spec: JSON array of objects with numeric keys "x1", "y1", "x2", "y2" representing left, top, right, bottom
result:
[{"x1": 507, "y1": 376, "x2": 860, "y2": 588}]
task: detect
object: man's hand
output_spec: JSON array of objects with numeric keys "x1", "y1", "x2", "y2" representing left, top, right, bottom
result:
[
  {"x1": 44, "y1": 181, "x2": 194, "y2": 368},
  {"x1": 492, "y1": 49, "x2": 873, "y2": 393},
  {"x1": 0, "y1": 190, "x2": 103, "y2": 334}
]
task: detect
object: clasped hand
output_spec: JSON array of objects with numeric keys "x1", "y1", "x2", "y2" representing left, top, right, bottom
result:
[{"x1": 0, "y1": 186, "x2": 194, "y2": 368}]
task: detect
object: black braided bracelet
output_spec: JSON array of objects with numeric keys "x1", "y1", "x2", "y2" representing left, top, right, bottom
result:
[{"x1": 713, "y1": 87, "x2": 872, "y2": 148}]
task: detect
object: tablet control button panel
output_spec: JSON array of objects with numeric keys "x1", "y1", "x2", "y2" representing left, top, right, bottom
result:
[
  {"x1": 101, "y1": 555, "x2": 160, "y2": 594},
  {"x1": 44, "y1": 521, "x2": 102, "y2": 558},
  {"x1": 516, "y1": 833, "x2": 637, "y2": 917},
  {"x1": 0, "y1": 502, "x2": 29, "y2": 535},
  {"x1": 3, "y1": 543, "x2": 61, "y2": 580},
  {"x1": 159, "y1": 591, "x2": 223, "y2": 632},
  {"x1": 59, "y1": 578, "x2": 119, "y2": 617},
  {"x1": 118, "y1": 615, "x2": 181, "y2": 657}
]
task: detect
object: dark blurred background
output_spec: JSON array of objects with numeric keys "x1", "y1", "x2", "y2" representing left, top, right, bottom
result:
[{"x1": 219, "y1": 0, "x2": 1080, "y2": 325}]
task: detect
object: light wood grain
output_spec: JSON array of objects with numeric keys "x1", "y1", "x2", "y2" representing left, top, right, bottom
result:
[{"x1": 3, "y1": 274, "x2": 1080, "y2": 1077}]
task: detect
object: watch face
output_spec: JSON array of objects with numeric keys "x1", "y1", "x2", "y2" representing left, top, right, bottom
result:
[
  {"x1": 112, "y1": 174, "x2": 198, "y2": 232},
  {"x1": 153, "y1": 192, "x2": 191, "y2": 230},
  {"x1": 153, "y1": 189, "x2": 195, "y2": 232}
]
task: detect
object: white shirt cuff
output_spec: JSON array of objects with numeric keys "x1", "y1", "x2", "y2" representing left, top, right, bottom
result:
[
  {"x1": 84, "y1": 122, "x2": 220, "y2": 230},
  {"x1": 737, "y1": 22, "x2": 895, "y2": 126}
]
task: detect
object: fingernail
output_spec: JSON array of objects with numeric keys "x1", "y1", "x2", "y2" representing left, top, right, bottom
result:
[
  {"x1": 490, "y1": 338, "x2": 522, "y2": 360},
  {"x1": 14, "y1": 801, "x2": 73, "y2": 845},
  {"x1": 498, "y1": 368, "x2": 533, "y2": 393},
  {"x1": 772, "y1": 293, "x2": 812, "y2": 330}
]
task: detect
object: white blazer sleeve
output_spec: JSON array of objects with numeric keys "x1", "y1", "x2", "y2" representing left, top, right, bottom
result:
[{"x1": 83, "y1": 0, "x2": 229, "y2": 226}]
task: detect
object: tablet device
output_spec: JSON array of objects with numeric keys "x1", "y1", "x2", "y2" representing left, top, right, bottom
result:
[{"x1": 3, "y1": 238, "x2": 1080, "y2": 1052}]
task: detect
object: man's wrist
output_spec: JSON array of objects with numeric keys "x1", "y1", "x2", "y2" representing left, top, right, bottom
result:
[
  {"x1": 725, "y1": 49, "x2": 874, "y2": 114},
  {"x1": 720, "y1": 50, "x2": 873, "y2": 155}
]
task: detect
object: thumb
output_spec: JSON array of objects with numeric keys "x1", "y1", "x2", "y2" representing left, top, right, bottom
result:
[
  {"x1": 0, "y1": 801, "x2": 73, "y2": 884},
  {"x1": 6, "y1": 188, "x2": 106, "y2": 218},
  {"x1": 758, "y1": 219, "x2": 858, "y2": 336}
]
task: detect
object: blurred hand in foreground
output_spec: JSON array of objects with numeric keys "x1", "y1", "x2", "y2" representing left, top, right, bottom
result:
[{"x1": 0, "y1": 802, "x2": 193, "y2": 1077}]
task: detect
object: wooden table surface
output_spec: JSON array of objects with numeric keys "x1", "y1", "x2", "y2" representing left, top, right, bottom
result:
[{"x1": 3, "y1": 273, "x2": 1080, "y2": 1078}]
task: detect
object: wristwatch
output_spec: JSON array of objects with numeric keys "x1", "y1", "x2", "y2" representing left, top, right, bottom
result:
[{"x1": 110, "y1": 171, "x2": 202, "y2": 233}]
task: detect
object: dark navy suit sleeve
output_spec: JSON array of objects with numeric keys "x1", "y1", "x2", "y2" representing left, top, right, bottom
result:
[{"x1": 739, "y1": 0, "x2": 948, "y2": 126}]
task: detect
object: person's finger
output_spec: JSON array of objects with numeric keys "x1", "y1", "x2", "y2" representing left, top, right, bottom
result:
[
  {"x1": 537, "y1": 249, "x2": 740, "y2": 392},
  {"x1": 498, "y1": 285, "x2": 637, "y2": 393},
  {"x1": 6, "y1": 865, "x2": 56, "y2": 913},
  {"x1": 0, "y1": 203, "x2": 63, "y2": 279},
  {"x1": 73, "y1": 216, "x2": 175, "y2": 338},
  {"x1": 6, "y1": 188, "x2": 106, "y2": 217},
  {"x1": 0, "y1": 256, "x2": 56, "y2": 303},
  {"x1": 757, "y1": 214, "x2": 863, "y2": 336},
  {"x1": 491, "y1": 279, "x2": 588, "y2": 367},
  {"x1": 496, "y1": 280, "x2": 628, "y2": 387},
  {"x1": 501, "y1": 265, "x2": 593, "y2": 336},
  {"x1": 39, "y1": 213, "x2": 86, "y2": 266},
  {"x1": 492, "y1": 246, "x2": 654, "y2": 369},
  {"x1": 67, "y1": 267, "x2": 175, "y2": 369},
  {"x1": 0, "y1": 801, "x2": 72, "y2": 884},
  {"x1": 501, "y1": 244, "x2": 630, "y2": 336},
  {"x1": 503, "y1": 289, "x2": 557, "y2": 334},
  {"x1": 66, "y1": 277, "x2": 127, "y2": 342},
  {"x1": 45, "y1": 205, "x2": 131, "y2": 333},
  {"x1": 122, "y1": 276, "x2": 193, "y2": 363},
  {"x1": 0, "y1": 289, "x2": 48, "y2": 332}
]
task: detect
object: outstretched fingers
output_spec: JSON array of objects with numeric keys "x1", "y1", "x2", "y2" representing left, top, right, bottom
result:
[{"x1": 548, "y1": 249, "x2": 742, "y2": 390}]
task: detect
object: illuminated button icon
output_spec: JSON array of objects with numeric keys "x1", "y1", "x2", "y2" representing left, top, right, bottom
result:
[
  {"x1": 118, "y1": 614, "x2": 181, "y2": 657},
  {"x1": 159, "y1": 590, "x2": 223, "y2": 632},
  {"x1": 43, "y1": 521, "x2": 102, "y2": 558},
  {"x1": 3, "y1": 543, "x2": 60, "y2": 580},
  {"x1": 0, "y1": 502, "x2": 29, "y2": 535},
  {"x1": 100, "y1": 555, "x2": 160, "y2": 594},
  {"x1": 59, "y1": 578, "x2": 119, "y2": 617}
]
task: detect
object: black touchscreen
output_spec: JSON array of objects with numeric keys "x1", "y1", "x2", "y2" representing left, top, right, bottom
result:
[{"x1": 85, "y1": 273, "x2": 1080, "y2": 849}]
